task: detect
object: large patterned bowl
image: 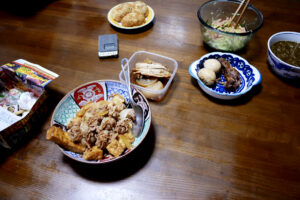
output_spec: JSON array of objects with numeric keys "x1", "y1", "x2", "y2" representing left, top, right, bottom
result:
[
  {"x1": 189, "y1": 52, "x2": 261, "y2": 100},
  {"x1": 51, "y1": 80, "x2": 151, "y2": 164}
]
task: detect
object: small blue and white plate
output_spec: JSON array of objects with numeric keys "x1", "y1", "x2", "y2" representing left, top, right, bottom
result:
[
  {"x1": 189, "y1": 52, "x2": 262, "y2": 100},
  {"x1": 51, "y1": 80, "x2": 151, "y2": 164}
]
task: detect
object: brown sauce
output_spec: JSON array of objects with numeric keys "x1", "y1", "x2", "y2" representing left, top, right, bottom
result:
[{"x1": 271, "y1": 41, "x2": 300, "y2": 67}]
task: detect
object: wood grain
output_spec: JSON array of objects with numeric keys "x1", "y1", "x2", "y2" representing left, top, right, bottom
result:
[{"x1": 0, "y1": 0, "x2": 300, "y2": 199}]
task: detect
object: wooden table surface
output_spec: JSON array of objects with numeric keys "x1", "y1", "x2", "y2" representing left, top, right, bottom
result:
[{"x1": 0, "y1": 0, "x2": 300, "y2": 199}]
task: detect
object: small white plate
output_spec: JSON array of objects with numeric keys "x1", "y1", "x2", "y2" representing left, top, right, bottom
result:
[{"x1": 107, "y1": 4, "x2": 155, "y2": 30}]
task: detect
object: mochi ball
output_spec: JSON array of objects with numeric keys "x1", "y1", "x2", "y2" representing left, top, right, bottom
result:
[
  {"x1": 203, "y1": 59, "x2": 221, "y2": 73},
  {"x1": 197, "y1": 68, "x2": 216, "y2": 86}
]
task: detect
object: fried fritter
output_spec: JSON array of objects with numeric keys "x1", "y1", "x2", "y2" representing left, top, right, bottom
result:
[
  {"x1": 133, "y1": 1, "x2": 149, "y2": 17},
  {"x1": 121, "y1": 12, "x2": 145, "y2": 27},
  {"x1": 111, "y1": 2, "x2": 134, "y2": 22}
]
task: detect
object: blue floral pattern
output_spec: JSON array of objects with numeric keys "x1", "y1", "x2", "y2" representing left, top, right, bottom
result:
[{"x1": 196, "y1": 54, "x2": 255, "y2": 94}]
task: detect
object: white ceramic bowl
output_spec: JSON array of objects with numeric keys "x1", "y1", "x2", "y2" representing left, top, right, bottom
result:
[
  {"x1": 189, "y1": 52, "x2": 261, "y2": 100},
  {"x1": 267, "y1": 31, "x2": 300, "y2": 80}
]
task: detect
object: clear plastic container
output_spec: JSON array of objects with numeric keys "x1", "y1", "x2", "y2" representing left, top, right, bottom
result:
[{"x1": 119, "y1": 51, "x2": 178, "y2": 101}]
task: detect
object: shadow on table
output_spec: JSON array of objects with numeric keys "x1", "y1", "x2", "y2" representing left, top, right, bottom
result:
[
  {"x1": 63, "y1": 123, "x2": 156, "y2": 182},
  {"x1": 190, "y1": 77, "x2": 262, "y2": 106},
  {"x1": 0, "y1": 88, "x2": 65, "y2": 164},
  {"x1": 0, "y1": 0, "x2": 57, "y2": 17}
]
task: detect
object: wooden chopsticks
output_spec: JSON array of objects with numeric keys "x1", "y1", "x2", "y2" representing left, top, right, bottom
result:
[{"x1": 228, "y1": 0, "x2": 251, "y2": 28}]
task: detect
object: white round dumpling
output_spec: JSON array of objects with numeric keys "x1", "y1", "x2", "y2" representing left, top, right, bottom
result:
[
  {"x1": 203, "y1": 59, "x2": 221, "y2": 73},
  {"x1": 197, "y1": 68, "x2": 216, "y2": 86}
]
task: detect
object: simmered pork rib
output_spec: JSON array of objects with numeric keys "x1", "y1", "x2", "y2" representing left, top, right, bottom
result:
[{"x1": 218, "y1": 58, "x2": 241, "y2": 91}]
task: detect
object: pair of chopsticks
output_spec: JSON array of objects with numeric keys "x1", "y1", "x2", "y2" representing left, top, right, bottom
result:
[{"x1": 228, "y1": 0, "x2": 251, "y2": 28}]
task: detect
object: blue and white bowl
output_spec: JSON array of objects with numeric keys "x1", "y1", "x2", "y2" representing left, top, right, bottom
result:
[
  {"x1": 267, "y1": 31, "x2": 300, "y2": 80},
  {"x1": 189, "y1": 52, "x2": 261, "y2": 100}
]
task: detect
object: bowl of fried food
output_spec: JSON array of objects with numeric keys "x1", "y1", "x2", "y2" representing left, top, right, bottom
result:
[
  {"x1": 119, "y1": 51, "x2": 178, "y2": 101},
  {"x1": 107, "y1": 1, "x2": 155, "y2": 29},
  {"x1": 189, "y1": 52, "x2": 261, "y2": 100},
  {"x1": 46, "y1": 80, "x2": 151, "y2": 164}
]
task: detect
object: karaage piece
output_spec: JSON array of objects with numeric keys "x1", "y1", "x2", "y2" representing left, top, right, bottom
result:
[
  {"x1": 111, "y1": 2, "x2": 134, "y2": 22},
  {"x1": 106, "y1": 139, "x2": 126, "y2": 157},
  {"x1": 133, "y1": 1, "x2": 149, "y2": 17},
  {"x1": 83, "y1": 146, "x2": 103, "y2": 160},
  {"x1": 121, "y1": 12, "x2": 145, "y2": 27},
  {"x1": 46, "y1": 126, "x2": 85, "y2": 153}
]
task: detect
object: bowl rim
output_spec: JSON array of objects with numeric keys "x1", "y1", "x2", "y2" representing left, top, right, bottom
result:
[
  {"x1": 50, "y1": 79, "x2": 152, "y2": 164},
  {"x1": 189, "y1": 52, "x2": 262, "y2": 97},
  {"x1": 267, "y1": 31, "x2": 300, "y2": 70},
  {"x1": 197, "y1": 0, "x2": 264, "y2": 36}
]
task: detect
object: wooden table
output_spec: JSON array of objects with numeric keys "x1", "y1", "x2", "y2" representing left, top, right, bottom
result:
[{"x1": 0, "y1": 0, "x2": 300, "y2": 199}]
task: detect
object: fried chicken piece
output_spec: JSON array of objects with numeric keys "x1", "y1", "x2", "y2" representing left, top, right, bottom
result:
[
  {"x1": 111, "y1": 2, "x2": 134, "y2": 22},
  {"x1": 67, "y1": 117, "x2": 83, "y2": 142},
  {"x1": 121, "y1": 12, "x2": 145, "y2": 27},
  {"x1": 108, "y1": 101, "x2": 126, "y2": 119},
  {"x1": 133, "y1": 1, "x2": 149, "y2": 17},
  {"x1": 96, "y1": 130, "x2": 119, "y2": 149},
  {"x1": 114, "y1": 118, "x2": 133, "y2": 134},
  {"x1": 46, "y1": 126, "x2": 85, "y2": 153},
  {"x1": 98, "y1": 117, "x2": 117, "y2": 131},
  {"x1": 95, "y1": 130, "x2": 109, "y2": 149},
  {"x1": 218, "y1": 58, "x2": 241, "y2": 91},
  {"x1": 83, "y1": 146, "x2": 103, "y2": 161}
]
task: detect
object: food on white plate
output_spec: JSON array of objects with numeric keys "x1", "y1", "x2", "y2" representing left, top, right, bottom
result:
[
  {"x1": 197, "y1": 68, "x2": 216, "y2": 86},
  {"x1": 131, "y1": 59, "x2": 171, "y2": 90},
  {"x1": 218, "y1": 58, "x2": 241, "y2": 91},
  {"x1": 46, "y1": 94, "x2": 136, "y2": 161},
  {"x1": 111, "y1": 2, "x2": 133, "y2": 22},
  {"x1": 134, "y1": 1, "x2": 149, "y2": 17},
  {"x1": 111, "y1": 1, "x2": 149, "y2": 27},
  {"x1": 203, "y1": 58, "x2": 221, "y2": 73},
  {"x1": 121, "y1": 12, "x2": 145, "y2": 27}
]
